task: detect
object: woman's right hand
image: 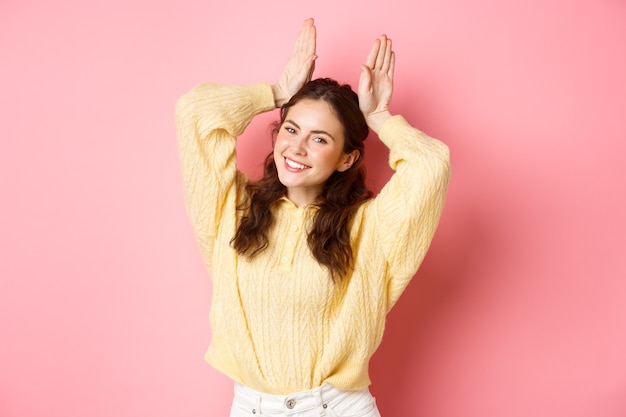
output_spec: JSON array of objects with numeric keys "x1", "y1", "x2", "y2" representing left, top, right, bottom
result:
[{"x1": 272, "y1": 18, "x2": 317, "y2": 107}]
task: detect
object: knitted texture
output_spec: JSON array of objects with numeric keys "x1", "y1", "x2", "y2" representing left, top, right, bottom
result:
[{"x1": 175, "y1": 82, "x2": 450, "y2": 395}]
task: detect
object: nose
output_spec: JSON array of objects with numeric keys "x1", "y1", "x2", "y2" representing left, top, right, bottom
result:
[{"x1": 290, "y1": 135, "x2": 307, "y2": 155}]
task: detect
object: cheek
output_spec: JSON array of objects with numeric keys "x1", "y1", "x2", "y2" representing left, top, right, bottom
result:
[
  {"x1": 274, "y1": 134, "x2": 288, "y2": 152},
  {"x1": 273, "y1": 137, "x2": 283, "y2": 156},
  {"x1": 316, "y1": 147, "x2": 343, "y2": 167},
  {"x1": 273, "y1": 146, "x2": 282, "y2": 163}
]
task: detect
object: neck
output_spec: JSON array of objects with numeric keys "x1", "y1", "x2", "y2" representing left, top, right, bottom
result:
[{"x1": 286, "y1": 188, "x2": 320, "y2": 208}]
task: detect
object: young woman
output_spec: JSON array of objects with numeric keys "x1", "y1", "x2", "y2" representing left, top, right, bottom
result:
[{"x1": 176, "y1": 18, "x2": 450, "y2": 417}]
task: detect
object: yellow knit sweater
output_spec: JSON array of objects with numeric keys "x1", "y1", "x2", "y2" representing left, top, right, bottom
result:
[{"x1": 175, "y1": 82, "x2": 450, "y2": 395}]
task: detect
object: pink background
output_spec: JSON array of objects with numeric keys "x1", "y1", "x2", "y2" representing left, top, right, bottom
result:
[{"x1": 2, "y1": 0, "x2": 625, "y2": 416}]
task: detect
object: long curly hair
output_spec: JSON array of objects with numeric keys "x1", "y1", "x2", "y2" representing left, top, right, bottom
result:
[{"x1": 231, "y1": 78, "x2": 373, "y2": 281}]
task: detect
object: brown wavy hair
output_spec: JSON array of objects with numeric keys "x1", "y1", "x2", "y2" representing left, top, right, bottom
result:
[{"x1": 231, "y1": 78, "x2": 373, "y2": 281}]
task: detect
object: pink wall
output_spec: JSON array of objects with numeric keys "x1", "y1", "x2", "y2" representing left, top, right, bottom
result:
[{"x1": 2, "y1": 1, "x2": 625, "y2": 416}]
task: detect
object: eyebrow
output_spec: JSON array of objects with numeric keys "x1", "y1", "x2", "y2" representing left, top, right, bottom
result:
[{"x1": 284, "y1": 119, "x2": 336, "y2": 142}]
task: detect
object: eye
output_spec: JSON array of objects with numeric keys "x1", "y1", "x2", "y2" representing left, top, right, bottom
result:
[
  {"x1": 312, "y1": 136, "x2": 327, "y2": 144},
  {"x1": 284, "y1": 126, "x2": 296, "y2": 134}
]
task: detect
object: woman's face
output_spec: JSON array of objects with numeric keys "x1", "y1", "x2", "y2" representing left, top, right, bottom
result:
[{"x1": 273, "y1": 99, "x2": 359, "y2": 206}]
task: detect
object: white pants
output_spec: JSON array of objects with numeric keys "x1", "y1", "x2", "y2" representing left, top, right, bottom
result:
[{"x1": 230, "y1": 382, "x2": 381, "y2": 417}]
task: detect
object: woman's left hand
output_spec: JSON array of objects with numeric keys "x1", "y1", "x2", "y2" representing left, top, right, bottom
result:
[{"x1": 358, "y1": 34, "x2": 395, "y2": 134}]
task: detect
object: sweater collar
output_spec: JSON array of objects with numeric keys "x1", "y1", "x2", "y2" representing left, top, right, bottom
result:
[{"x1": 277, "y1": 196, "x2": 319, "y2": 213}]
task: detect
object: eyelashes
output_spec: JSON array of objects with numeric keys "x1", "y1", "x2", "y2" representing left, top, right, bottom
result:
[{"x1": 283, "y1": 125, "x2": 328, "y2": 144}]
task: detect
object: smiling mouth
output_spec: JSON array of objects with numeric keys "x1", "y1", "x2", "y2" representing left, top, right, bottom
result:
[{"x1": 285, "y1": 157, "x2": 311, "y2": 170}]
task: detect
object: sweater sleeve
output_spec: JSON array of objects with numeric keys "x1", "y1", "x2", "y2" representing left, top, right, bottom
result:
[
  {"x1": 371, "y1": 115, "x2": 451, "y2": 309},
  {"x1": 175, "y1": 82, "x2": 276, "y2": 262}
]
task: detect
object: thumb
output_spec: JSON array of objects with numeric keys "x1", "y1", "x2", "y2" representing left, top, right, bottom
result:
[
  {"x1": 358, "y1": 65, "x2": 372, "y2": 95},
  {"x1": 308, "y1": 55, "x2": 317, "y2": 79}
]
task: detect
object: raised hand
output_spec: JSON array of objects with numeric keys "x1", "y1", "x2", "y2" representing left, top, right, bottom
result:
[
  {"x1": 358, "y1": 35, "x2": 395, "y2": 134},
  {"x1": 272, "y1": 18, "x2": 317, "y2": 107}
]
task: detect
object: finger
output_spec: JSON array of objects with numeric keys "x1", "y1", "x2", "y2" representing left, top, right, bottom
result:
[
  {"x1": 374, "y1": 34, "x2": 387, "y2": 69},
  {"x1": 388, "y1": 51, "x2": 395, "y2": 78},
  {"x1": 381, "y1": 38, "x2": 393, "y2": 73},
  {"x1": 294, "y1": 19, "x2": 312, "y2": 53},
  {"x1": 306, "y1": 21, "x2": 316, "y2": 56},
  {"x1": 364, "y1": 38, "x2": 380, "y2": 69},
  {"x1": 296, "y1": 22, "x2": 316, "y2": 60}
]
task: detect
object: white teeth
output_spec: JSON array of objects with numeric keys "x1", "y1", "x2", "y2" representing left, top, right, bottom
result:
[{"x1": 285, "y1": 158, "x2": 309, "y2": 170}]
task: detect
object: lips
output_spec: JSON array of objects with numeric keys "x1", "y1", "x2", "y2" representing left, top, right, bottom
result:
[{"x1": 284, "y1": 157, "x2": 311, "y2": 170}]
